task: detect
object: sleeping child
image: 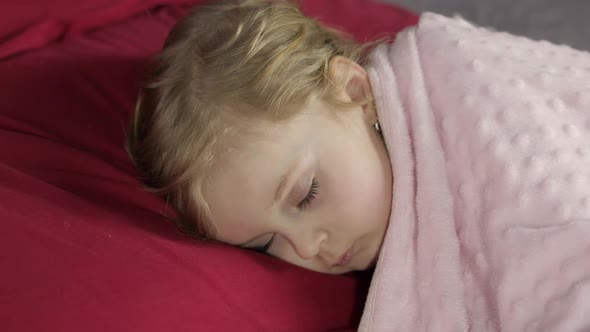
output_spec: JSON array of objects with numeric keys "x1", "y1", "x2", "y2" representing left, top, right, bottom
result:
[{"x1": 127, "y1": 0, "x2": 590, "y2": 330}]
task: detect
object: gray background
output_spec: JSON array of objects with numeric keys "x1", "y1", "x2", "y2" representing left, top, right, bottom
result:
[{"x1": 382, "y1": 0, "x2": 590, "y2": 51}]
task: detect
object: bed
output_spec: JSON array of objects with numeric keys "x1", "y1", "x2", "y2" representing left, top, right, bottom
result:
[{"x1": 0, "y1": 1, "x2": 417, "y2": 331}]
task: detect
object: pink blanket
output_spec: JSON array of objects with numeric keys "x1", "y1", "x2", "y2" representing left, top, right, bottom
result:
[{"x1": 361, "y1": 13, "x2": 590, "y2": 331}]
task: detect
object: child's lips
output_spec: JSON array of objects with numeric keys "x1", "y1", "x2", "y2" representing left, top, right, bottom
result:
[{"x1": 337, "y1": 245, "x2": 354, "y2": 266}]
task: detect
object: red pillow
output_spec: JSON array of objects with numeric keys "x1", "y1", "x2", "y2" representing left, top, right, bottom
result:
[
  {"x1": 0, "y1": 1, "x2": 417, "y2": 331},
  {"x1": 0, "y1": 0, "x2": 197, "y2": 59}
]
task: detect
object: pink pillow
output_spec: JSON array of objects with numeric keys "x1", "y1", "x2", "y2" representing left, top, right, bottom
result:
[{"x1": 0, "y1": 1, "x2": 417, "y2": 331}]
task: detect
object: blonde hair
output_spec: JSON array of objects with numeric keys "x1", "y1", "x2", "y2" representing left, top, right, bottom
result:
[{"x1": 127, "y1": 0, "x2": 368, "y2": 239}]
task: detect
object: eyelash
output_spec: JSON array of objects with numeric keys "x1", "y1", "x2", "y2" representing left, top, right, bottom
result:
[
  {"x1": 297, "y1": 177, "x2": 319, "y2": 210},
  {"x1": 253, "y1": 234, "x2": 276, "y2": 254},
  {"x1": 253, "y1": 177, "x2": 320, "y2": 254}
]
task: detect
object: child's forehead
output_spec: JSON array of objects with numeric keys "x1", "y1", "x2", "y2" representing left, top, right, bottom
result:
[
  {"x1": 221, "y1": 108, "x2": 313, "y2": 145},
  {"x1": 211, "y1": 98, "x2": 335, "y2": 173},
  {"x1": 211, "y1": 110, "x2": 315, "y2": 170},
  {"x1": 219, "y1": 124, "x2": 297, "y2": 163}
]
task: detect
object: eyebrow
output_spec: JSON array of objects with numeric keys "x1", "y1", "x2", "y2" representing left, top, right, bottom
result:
[
  {"x1": 235, "y1": 178, "x2": 289, "y2": 249},
  {"x1": 238, "y1": 157, "x2": 302, "y2": 248},
  {"x1": 274, "y1": 155, "x2": 302, "y2": 203},
  {"x1": 274, "y1": 172, "x2": 289, "y2": 203}
]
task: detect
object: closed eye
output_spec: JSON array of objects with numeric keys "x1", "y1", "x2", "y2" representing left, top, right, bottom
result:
[
  {"x1": 251, "y1": 177, "x2": 319, "y2": 254},
  {"x1": 297, "y1": 177, "x2": 319, "y2": 210},
  {"x1": 252, "y1": 234, "x2": 276, "y2": 254}
]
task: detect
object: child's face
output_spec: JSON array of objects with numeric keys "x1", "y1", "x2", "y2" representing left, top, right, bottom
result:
[{"x1": 205, "y1": 59, "x2": 393, "y2": 274}]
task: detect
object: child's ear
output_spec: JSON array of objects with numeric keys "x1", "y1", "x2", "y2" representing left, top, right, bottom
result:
[{"x1": 327, "y1": 56, "x2": 371, "y2": 105}]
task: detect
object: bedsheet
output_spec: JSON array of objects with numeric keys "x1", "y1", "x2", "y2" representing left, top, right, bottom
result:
[{"x1": 0, "y1": 1, "x2": 417, "y2": 331}]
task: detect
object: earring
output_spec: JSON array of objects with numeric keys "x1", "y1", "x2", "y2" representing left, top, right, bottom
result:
[{"x1": 373, "y1": 121, "x2": 381, "y2": 133}]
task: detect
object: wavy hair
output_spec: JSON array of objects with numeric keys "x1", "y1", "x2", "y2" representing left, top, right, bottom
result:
[{"x1": 127, "y1": 0, "x2": 368, "y2": 239}]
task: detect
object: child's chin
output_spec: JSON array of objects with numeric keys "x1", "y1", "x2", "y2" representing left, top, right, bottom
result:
[
  {"x1": 359, "y1": 251, "x2": 380, "y2": 271},
  {"x1": 337, "y1": 260, "x2": 377, "y2": 275}
]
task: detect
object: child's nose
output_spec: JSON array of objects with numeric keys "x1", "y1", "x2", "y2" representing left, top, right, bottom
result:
[{"x1": 291, "y1": 228, "x2": 327, "y2": 260}]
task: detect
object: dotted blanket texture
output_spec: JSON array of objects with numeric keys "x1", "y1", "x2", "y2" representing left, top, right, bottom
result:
[{"x1": 361, "y1": 13, "x2": 590, "y2": 332}]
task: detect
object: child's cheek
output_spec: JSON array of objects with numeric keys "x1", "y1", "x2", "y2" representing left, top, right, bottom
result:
[{"x1": 324, "y1": 165, "x2": 365, "y2": 213}]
